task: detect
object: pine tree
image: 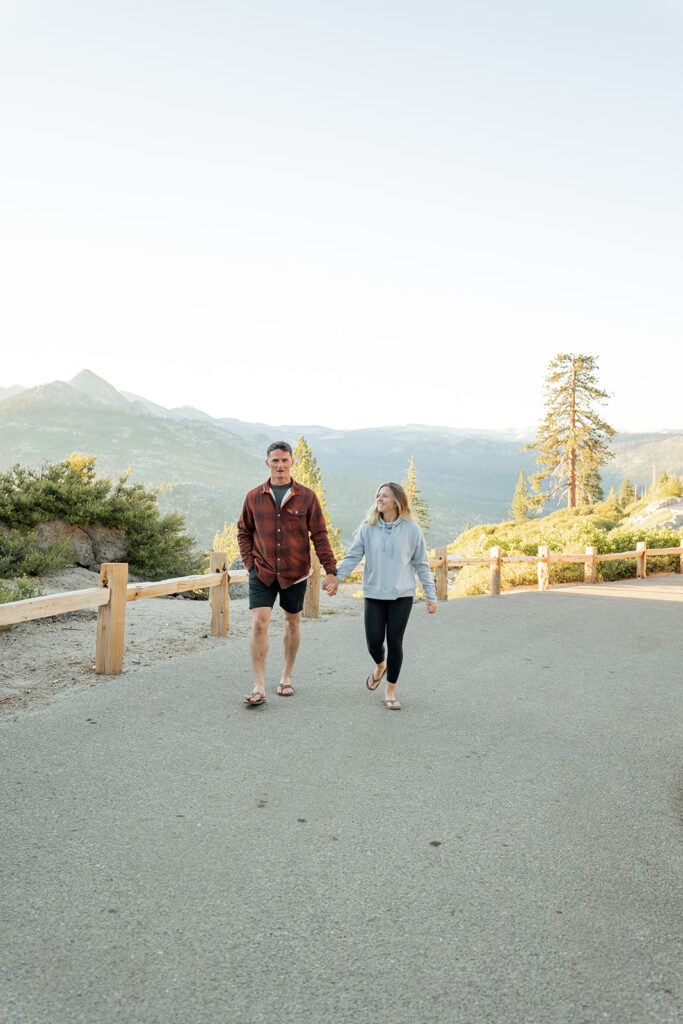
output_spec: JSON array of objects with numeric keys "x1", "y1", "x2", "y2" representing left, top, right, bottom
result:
[
  {"x1": 579, "y1": 465, "x2": 604, "y2": 506},
  {"x1": 618, "y1": 478, "x2": 636, "y2": 507},
  {"x1": 603, "y1": 486, "x2": 620, "y2": 512},
  {"x1": 525, "y1": 353, "x2": 615, "y2": 508},
  {"x1": 292, "y1": 436, "x2": 344, "y2": 560},
  {"x1": 508, "y1": 470, "x2": 541, "y2": 522},
  {"x1": 402, "y1": 457, "x2": 431, "y2": 537}
]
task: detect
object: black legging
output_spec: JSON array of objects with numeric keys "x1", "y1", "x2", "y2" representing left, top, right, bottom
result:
[{"x1": 364, "y1": 597, "x2": 414, "y2": 686}]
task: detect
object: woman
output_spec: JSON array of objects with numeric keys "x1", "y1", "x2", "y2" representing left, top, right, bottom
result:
[{"x1": 327, "y1": 482, "x2": 437, "y2": 710}]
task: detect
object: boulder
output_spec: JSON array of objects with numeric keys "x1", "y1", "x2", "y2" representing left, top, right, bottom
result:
[
  {"x1": 86, "y1": 525, "x2": 127, "y2": 564},
  {"x1": 36, "y1": 521, "x2": 95, "y2": 567},
  {"x1": 35, "y1": 521, "x2": 128, "y2": 569},
  {"x1": 659, "y1": 513, "x2": 683, "y2": 530},
  {"x1": 229, "y1": 555, "x2": 247, "y2": 600}
]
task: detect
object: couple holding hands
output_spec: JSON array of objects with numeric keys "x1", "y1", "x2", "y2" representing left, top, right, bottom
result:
[{"x1": 237, "y1": 442, "x2": 437, "y2": 711}]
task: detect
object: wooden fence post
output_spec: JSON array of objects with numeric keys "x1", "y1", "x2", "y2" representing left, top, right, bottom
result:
[
  {"x1": 636, "y1": 541, "x2": 647, "y2": 579},
  {"x1": 585, "y1": 545, "x2": 597, "y2": 584},
  {"x1": 96, "y1": 562, "x2": 128, "y2": 674},
  {"x1": 435, "y1": 546, "x2": 449, "y2": 601},
  {"x1": 537, "y1": 545, "x2": 550, "y2": 591},
  {"x1": 303, "y1": 547, "x2": 321, "y2": 618},
  {"x1": 489, "y1": 546, "x2": 502, "y2": 596},
  {"x1": 209, "y1": 551, "x2": 229, "y2": 636}
]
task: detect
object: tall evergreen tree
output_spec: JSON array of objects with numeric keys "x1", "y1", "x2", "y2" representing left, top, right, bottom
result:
[
  {"x1": 525, "y1": 353, "x2": 615, "y2": 508},
  {"x1": 402, "y1": 457, "x2": 431, "y2": 537},
  {"x1": 509, "y1": 469, "x2": 541, "y2": 521},
  {"x1": 292, "y1": 436, "x2": 344, "y2": 560},
  {"x1": 579, "y1": 465, "x2": 604, "y2": 506},
  {"x1": 603, "y1": 486, "x2": 620, "y2": 512},
  {"x1": 618, "y1": 478, "x2": 636, "y2": 507}
]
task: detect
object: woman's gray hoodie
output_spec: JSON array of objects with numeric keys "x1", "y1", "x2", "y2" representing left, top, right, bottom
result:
[{"x1": 335, "y1": 517, "x2": 437, "y2": 602}]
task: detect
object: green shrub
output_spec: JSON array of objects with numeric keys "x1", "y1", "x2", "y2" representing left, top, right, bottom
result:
[
  {"x1": 0, "y1": 575, "x2": 43, "y2": 604},
  {"x1": 0, "y1": 456, "x2": 112, "y2": 526},
  {"x1": 0, "y1": 455, "x2": 202, "y2": 581},
  {"x1": 0, "y1": 529, "x2": 73, "y2": 577},
  {"x1": 655, "y1": 473, "x2": 683, "y2": 499},
  {"x1": 447, "y1": 506, "x2": 682, "y2": 597},
  {"x1": 598, "y1": 528, "x2": 681, "y2": 580},
  {"x1": 127, "y1": 508, "x2": 202, "y2": 579},
  {"x1": 449, "y1": 565, "x2": 489, "y2": 598}
]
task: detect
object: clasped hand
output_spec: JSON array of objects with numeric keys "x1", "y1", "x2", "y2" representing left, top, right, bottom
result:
[{"x1": 322, "y1": 574, "x2": 338, "y2": 596}]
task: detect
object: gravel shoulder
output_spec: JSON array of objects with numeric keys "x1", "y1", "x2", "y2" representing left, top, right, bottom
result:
[{"x1": 0, "y1": 567, "x2": 362, "y2": 714}]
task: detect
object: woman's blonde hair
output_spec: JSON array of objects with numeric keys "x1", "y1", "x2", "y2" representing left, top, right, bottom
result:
[{"x1": 364, "y1": 482, "x2": 417, "y2": 526}]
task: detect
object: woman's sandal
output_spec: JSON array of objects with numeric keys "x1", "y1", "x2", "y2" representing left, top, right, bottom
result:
[
  {"x1": 277, "y1": 682, "x2": 294, "y2": 697},
  {"x1": 366, "y1": 667, "x2": 387, "y2": 691},
  {"x1": 244, "y1": 690, "x2": 266, "y2": 705},
  {"x1": 384, "y1": 697, "x2": 401, "y2": 710}
]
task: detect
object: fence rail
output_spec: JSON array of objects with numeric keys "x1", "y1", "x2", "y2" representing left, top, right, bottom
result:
[
  {"x1": 2, "y1": 537, "x2": 682, "y2": 676},
  {"x1": 442, "y1": 539, "x2": 683, "y2": 595}
]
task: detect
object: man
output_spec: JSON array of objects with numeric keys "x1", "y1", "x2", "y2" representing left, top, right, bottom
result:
[{"x1": 237, "y1": 441, "x2": 339, "y2": 705}]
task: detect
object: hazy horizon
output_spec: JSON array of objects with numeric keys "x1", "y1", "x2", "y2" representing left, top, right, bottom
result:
[
  {"x1": 2, "y1": 2, "x2": 682, "y2": 434},
  {"x1": 2, "y1": 368, "x2": 682, "y2": 438}
]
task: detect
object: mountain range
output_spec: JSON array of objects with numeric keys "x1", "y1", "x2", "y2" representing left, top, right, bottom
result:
[{"x1": 1, "y1": 370, "x2": 681, "y2": 549}]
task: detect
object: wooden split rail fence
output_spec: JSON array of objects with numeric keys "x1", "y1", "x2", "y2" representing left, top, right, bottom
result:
[
  {"x1": 1, "y1": 541, "x2": 682, "y2": 677},
  {"x1": 426, "y1": 540, "x2": 683, "y2": 598}
]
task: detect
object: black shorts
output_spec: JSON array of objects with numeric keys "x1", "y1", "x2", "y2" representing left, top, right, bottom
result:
[{"x1": 248, "y1": 570, "x2": 308, "y2": 614}]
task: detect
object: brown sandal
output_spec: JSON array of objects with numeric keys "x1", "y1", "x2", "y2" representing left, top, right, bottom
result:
[
  {"x1": 277, "y1": 682, "x2": 294, "y2": 697},
  {"x1": 244, "y1": 690, "x2": 266, "y2": 705},
  {"x1": 366, "y1": 667, "x2": 387, "y2": 691},
  {"x1": 384, "y1": 697, "x2": 401, "y2": 710}
]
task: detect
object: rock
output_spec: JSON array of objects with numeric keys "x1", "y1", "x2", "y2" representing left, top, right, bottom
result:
[
  {"x1": 628, "y1": 498, "x2": 683, "y2": 531},
  {"x1": 36, "y1": 522, "x2": 95, "y2": 567},
  {"x1": 85, "y1": 525, "x2": 127, "y2": 564},
  {"x1": 229, "y1": 555, "x2": 247, "y2": 600},
  {"x1": 35, "y1": 521, "x2": 128, "y2": 569},
  {"x1": 659, "y1": 514, "x2": 683, "y2": 530}
]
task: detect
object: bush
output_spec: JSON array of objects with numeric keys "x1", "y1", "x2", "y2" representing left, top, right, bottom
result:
[
  {"x1": 0, "y1": 528, "x2": 73, "y2": 577},
  {"x1": 127, "y1": 507, "x2": 202, "y2": 579},
  {"x1": 0, "y1": 456, "x2": 112, "y2": 526},
  {"x1": 446, "y1": 506, "x2": 682, "y2": 597},
  {"x1": 0, "y1": 455, "x2": 202, "y2": 581},
  {"x1": 598, "y1": 528, "x2": 681, "y2": 580},
  {"x1": 655, "y1": 473, "x2": 683, "y2": 499},
  {"x1": 0, "y1": 575, "x2": 43, "y2": 604}
]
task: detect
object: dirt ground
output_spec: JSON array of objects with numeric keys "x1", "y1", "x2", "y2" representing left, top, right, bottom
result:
[{"x1": 0, "y1": 568, "x2": 362, "y2": 714}]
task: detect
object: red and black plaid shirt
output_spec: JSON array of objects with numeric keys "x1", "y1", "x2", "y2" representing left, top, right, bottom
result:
[{"x1": 237, "y1": 478, "x2": 337, "y2": 588}]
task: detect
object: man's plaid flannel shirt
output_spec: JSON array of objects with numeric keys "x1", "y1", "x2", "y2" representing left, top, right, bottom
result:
[{"x1": 237, "y1": 478, "x2": 337, "y2": 588}]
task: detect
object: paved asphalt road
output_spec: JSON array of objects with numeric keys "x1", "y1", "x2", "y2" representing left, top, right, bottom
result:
[{"x1": 1, "y1": 579, "x2": 682, "y2": 1024}]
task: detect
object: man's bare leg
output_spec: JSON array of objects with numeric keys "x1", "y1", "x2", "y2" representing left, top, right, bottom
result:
[
  {"x1": 278, "y1": 611, "x2": 301, "y2": 695},
  {"x1": 246, "y1": 607, "x2": 272, "y2": 701}
]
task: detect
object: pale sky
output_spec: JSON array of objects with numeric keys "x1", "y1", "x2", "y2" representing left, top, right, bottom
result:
[{"x1": 1, "y1": 1, "x2": 681, "y2": 432}]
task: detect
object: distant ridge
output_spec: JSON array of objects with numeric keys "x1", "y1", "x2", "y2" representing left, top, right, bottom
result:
[{"x1": 1, "y1": 370, "x2": 682, "y2": 548}]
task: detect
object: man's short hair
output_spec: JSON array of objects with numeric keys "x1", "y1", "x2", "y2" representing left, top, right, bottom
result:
[{"x1": 266, "y1": 441, "x2": 293, "y2": 457}]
